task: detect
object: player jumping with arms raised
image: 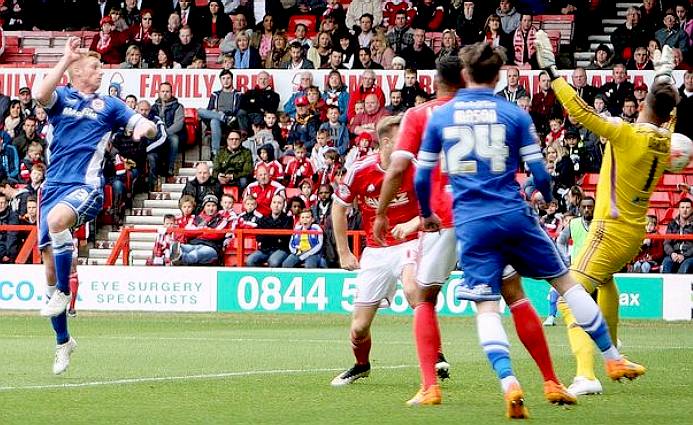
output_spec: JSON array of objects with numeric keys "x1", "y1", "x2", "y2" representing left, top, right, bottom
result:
[
  {"x1": 330, "y1": 115, "x2": 424, "y2": 387},
  {"x1": 37, "y1": 37, "x2": 157, "y2": 374},
  {"x1": 415, "y1": 42, "x2": 645, "y2": 419},
  {"x1": 374, "y1": 56, "x2": 575, "y2": 407},
  {"x1": 534, "y1": 31, "x2": 691, "y2": 396}
]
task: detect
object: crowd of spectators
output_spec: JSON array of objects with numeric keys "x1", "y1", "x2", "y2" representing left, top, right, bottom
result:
[{"x1": 2, "y1": 1, "x2": 693, "y2": 270}]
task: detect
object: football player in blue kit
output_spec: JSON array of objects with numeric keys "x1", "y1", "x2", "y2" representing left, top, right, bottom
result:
[
  {"x1": 414, "y1": 42, "x2": 645, "y2": 419},
  {"x1": 36, "y1": 37, "x2": 156, "y2": 374}
]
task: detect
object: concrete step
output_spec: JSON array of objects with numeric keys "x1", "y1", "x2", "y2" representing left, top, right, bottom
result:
[
  {"x1": 108, "y1": 231, "x2": 158, "y2": 241},
  {"x1": 132, "y1": 207, "x2": 181, "y2": 216},
  {"x1": 603, "y1": 19, "x2": 622, "y2": 25},
  {"x1": 179, "y1": 168, "x2": 197, "y2": 177},
  {"x1": 144, "y1": 199, "x2": 180, "y2": 209},
  {"x1": 588, "y1": 34, "x2": 611, "y2": 43},
  {"x1": 81, "y1": 257, "x2": 147, "y2": 266},
  {"x1": 94, "y1": 240, "x2": 155, "y2": 250},
  {"x1": 162, "y1": 183, "x2": 185, "y2": 192},
  {"x1": 149, "y1": 192, "x2": 182, "y2": 200},
  {"x1": 132, "y1": 224, "x2": 160, "y2": 229},
  {"x1": 615, "y1": 2, "x2": 640, "y2": 9},
  {"x1": 89, "y1": 248, "x2": 152, "y2": 259},
  {"x1": 617, "y1": 10, "x2": 626, "y2": 17},
  {"x1": 576, "y1": 60, "x2": 591, "y2": 68},
  {"x1": 604, "y1": 26, "x2": 616, "y2": 34},
  {"x1": 574, "y1": 52, "x2": 595, "y2": 60},
  {"x1": 590, "y1": 42, "x2": 614, "y2": 51},
  {"x1": 125, "y1": 215, "x2": 165, "y2": 225}
]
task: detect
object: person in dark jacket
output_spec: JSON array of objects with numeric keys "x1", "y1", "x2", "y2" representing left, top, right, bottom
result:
[
  {"x1": 171, "y1": 25, "x2": 206, "y2": 68},
  {"x1": 198, "y1": 69, "x2": 242, "y2": 157},
  {"x1": 213, "y1": 131, "x2": 254, "y2": 190},
  {"x1": 182, "y1": 162, "x2": 223, "y2": 214},
  {"x1": 0, "y1": 132, "x2": 20, "y2": 183},
  {"x1": 662, "y1": 198, "x2": 693, "y2": 274},
  {"x1": 238, "y1": 71, "x2": 280, "y2": 135},
  {"x1": 246, "y1": 194, "x2": 292, "y2": 267},
  {"x1": 171, "y1": 194, "x2": 230, "y2": 265},
  {"x1": 0, "y1": 193, "x2": 19, "y2": 263},
  {"x1": 150, "y1": 82, "x2": 186, "y2": 176}
]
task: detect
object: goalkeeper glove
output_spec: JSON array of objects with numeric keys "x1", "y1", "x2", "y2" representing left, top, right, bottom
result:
[
  {"x1": 652, "y1": 45, "x2": 674, "y2": 84},
  {"x1": 535, "y1": 30, "x2": 559, "y2": 80}
]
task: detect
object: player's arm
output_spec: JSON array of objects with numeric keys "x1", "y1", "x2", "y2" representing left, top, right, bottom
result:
[
  {"x1": 534, "y1": 30, "x2": 624, "y2": 142},
  {"x1": 518, "y1": 114, "x2": 553, "y2": 203},
  {"x1": 35, "y1": 36, "x2": 82, "y2": 107},
  {"x1": 556, "y1": 223, "x2": 571, "y2": 258},
  {"x1": 414, "y1": 120, "x2": 442, "y2": 220},
  {"x1": 374, "y1": 154, "x2": 411, "y2": 245},
  {"x1": 331, "y1": 200, "x2": 359, "y2": 270},
  {"x1": 391, "y1": 215, "x2": 421, "y2": 240}
]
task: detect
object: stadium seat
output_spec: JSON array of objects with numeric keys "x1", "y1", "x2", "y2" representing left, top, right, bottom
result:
[
  {"x1": 657, "y1": 174, "x2": 685, "y2": 191},
  {"x1": 649, "y1": 191, "x2": 672, "y2": 208},
  {"x1": 425, "y1": 32, "x2": 443, "y2": 54},
  {"x1": 581, "y1": 173, "x2": 600, "y2": 190},
  {"x1": 222, "y1": 185, "x2": 239, "y2": 201},
  {"x1": 532, "y1": 15, "x2": 575, "y2": 46},
  {"x1": 183, "y1": 108, "x2": 202, "y2": 163},
  {"x1": 288, "y1": 15, "x2": 317, "y2": 38},
  {"x1": 286, "y1": 187, "x2": 301, "y2": 199}
]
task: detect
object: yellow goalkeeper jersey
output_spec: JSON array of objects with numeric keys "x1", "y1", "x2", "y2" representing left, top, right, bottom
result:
[{"x1": 552, "y1": 78, "x2": 671, "y2": 227}]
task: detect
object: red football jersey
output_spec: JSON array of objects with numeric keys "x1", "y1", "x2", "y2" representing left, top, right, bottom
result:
[
  {"x1": 334, "y1": 154, "x2": 418, "y2": 248},
  {"x1": 393, "y1": 97, "x2": 454, "y2": 228},
  {"x1": 243, "y1": 180, "x2": 286, "y2": 216}
]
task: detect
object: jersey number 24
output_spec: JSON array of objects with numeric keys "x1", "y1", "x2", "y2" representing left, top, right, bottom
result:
[{"x1": 441, "y1": 124, "x2": 509, "y2": 175}]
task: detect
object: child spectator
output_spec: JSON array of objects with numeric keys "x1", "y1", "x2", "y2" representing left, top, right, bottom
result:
[
  {"x1": 540, "y1": 200, "x2": 563, "y2": 240},
  {"x1": 277, "y1": 112, "x2": 294, "y2": 149},
  {"x1": 311, "y1": 129, "x2": 335, "y2": 171},
  {"x1": 238, "y1": 196, "x2": 263, "y2": 227},
  {"x1": 593, "y1": 94, "x2": 610, "y2": 116},
  {"x1": 19, "y1": 142, "x2": 44, "y2": 183},
  {"x1": 288, "y1": 196, "x2": 306, "y2": 225},
  {"x1": 319, "y1": 106, "x2": 350, "y2": 156},
  {"x1": 26, "y1": 163, "x2": 45, "y2": 195},
  {"x1": 298, "y1": 178, "x2": 317, "y2": 209},
  {"x1": 564, "y1": 129, "x2": 586, "y2": 175},
  {"x1": 414, "y1": 93, "x2": 428, "y2": 106},
  {"x1": 285, "y1": 144, "x2": 315, "y2": 188},
  {"x1": 254, "y1": 143, "x2": 284, "y2": 182},
  {"x1": 344, "y1": 133, "x2": 374, "y2": 170},
  {"x1": 400, "y1": 68, "x2": 425, "y2": 108},
  {"x1": 349, "y1": 100, "x2": 365, "y2": 128},
  {"x1": 306, "y1": 86, "x2": 328, "y2": 122},
  {"x1": 544, "y1": 116, "x2": 565, "y2": 147},
  {"x1": 316, "y1": 149, "x2": 342, "y2": 187},
  {"x1": 147, "y1": 214, "x2": 177, "y2": 266},
  {"x1": 631, "y1": 215, "x2": 664, "y2": 273},
  {"x1": 219, "y1": 193, "x2": 238, "y2": 220},
  {"x1": 283, "y1": 208, "x2": 325, "y2": 268},
  {"x1": 176, "y1": 195, "x2": 198, "y2": 241},
  {"x1": 34, "y1": 106, "x2": 49, "y2": 139}
]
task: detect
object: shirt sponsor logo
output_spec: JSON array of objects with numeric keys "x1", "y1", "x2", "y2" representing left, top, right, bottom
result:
[
  {"x1": 63, "y1": 107, "x2": 98, "y2": 120},
  {"x1": 91, "y1": 98, "x2": 105, "y2": 111}
]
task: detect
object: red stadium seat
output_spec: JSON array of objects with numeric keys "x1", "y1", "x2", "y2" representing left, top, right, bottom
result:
[
  {"x1": 656, "y1": 174, "x2": 685, "y2": 191},
  {"x1": 581, "y1": 173, "x2": 600, "y2": 190},
  {"x1": 649, "y1": 191, "x2": 672, "y2": 208},
  {"x1": 183, "y1": 108, "x2": 202, "y2": 163},
  {"x1": 286, "y1": 187, "x2": 301, "y2": 199},
  {"x1": 425, "y1": 32, "x2": 443, "y2": 54},
  {"x1": 222, "y1": 185, "x2": 239, "y2": 201},
  {"x1": 288, "y1": 15, "x2": 317, "y2": 38}
]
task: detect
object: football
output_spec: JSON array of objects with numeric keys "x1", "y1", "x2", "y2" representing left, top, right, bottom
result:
[{"x1": 668, "y1": 133, "x2": 693, "y2": 172}]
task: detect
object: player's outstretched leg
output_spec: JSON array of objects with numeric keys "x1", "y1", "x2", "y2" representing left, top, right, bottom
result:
[
  {"x1": 331, "y1": 306, "x2": 377, "y2": 387},
  {"x1": 557, "y1": 299, "x2": 602, "y2": 396},
  {"x1": 502, "y1": 273, "x2": 576, "y2": 405},
  {"x1": 407, "y1": 302, "x2": 443, "y2": 406},
  {"x1": 476, "y1": 306, "x2": 529, "y2": 419},
  {"x1": 553, "y1": 277, "x2": 645, "y2": 382}
]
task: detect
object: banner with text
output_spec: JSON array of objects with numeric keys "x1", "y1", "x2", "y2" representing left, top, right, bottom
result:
[
  {"x1": 216, "y1": 270, "x2": 663, "y2": 319},
  {"x1": 0, "y1": 265, "x2": 47, "y2": 310},
  {"x1": 0, "y1": 68, "x2": 685, "y2": 109},
  {"x1": 75, "y1": 266, "x2": 217, "y2": 312}
]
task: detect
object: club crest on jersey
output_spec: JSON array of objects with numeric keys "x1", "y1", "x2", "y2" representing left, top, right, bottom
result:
[
  {"x1": 366, "y1": 184, "x2": 376, "y2": 193},
  {"x1": 91, "y1": 99, "x2": 105, "y2": 111},
  {"x1": 337, "y1": 184, "x2": 350, "y2": 198}
]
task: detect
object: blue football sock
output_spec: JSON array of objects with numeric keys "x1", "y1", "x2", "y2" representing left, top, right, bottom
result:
[
  {"x1": 51, "y1": 311, "x2": 69, "y2": 345},
  {"x1": 51, "y1": 230, "x2": 73, "y2": 294},
  {"x1": 548, "y1": 288, "x2": 559, "y2": 317},
  {"x1": 477, "y1": 312, "x2": 514, "y2": 380},
  {"x1": 563, "y1": 285, "x2": 618, "y2": 358}
]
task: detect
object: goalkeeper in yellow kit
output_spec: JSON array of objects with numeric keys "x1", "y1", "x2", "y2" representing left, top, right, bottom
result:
[{"x1": 535, "y1": 32, "x2": 691, "y2": 395}]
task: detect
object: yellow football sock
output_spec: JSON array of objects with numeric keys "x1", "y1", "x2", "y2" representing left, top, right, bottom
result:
[
  {"x1": 558, "y1": 299, "x2": 596, "y2": 380},
  {"x1": 597, "y1": 280, "x2": 620, "y2": 343}
]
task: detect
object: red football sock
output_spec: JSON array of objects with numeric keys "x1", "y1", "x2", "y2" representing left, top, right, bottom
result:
[
  {"x1": 68, "y1": 272, "x2": 79, "y2": 311},
  {"x1": 350, "y1": 330, "x2": 371, "y2": 365},
  {"x1": 510, "y1": 298, "x2": 558, "y2": 383},
  {"x1": 414, "y1": 302, "x2": 441, "y2": 389}
]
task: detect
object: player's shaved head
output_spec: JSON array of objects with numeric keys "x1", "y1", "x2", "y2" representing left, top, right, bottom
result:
[{"x1": 459, "y1": 42, "x2": 506, "y2": 85}]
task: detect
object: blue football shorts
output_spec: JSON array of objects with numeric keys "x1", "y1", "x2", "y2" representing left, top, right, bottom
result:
[{"x1": 38, "y1": 183, "x2": 103, "y2": 249}]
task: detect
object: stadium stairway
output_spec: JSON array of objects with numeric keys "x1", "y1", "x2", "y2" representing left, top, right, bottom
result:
[
  {"x1": 81, "y1": 162, "x2": 210, "y2": 265},
  {"x1": 573, "y1": 2, "x2": 640, "y2": 68}
]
